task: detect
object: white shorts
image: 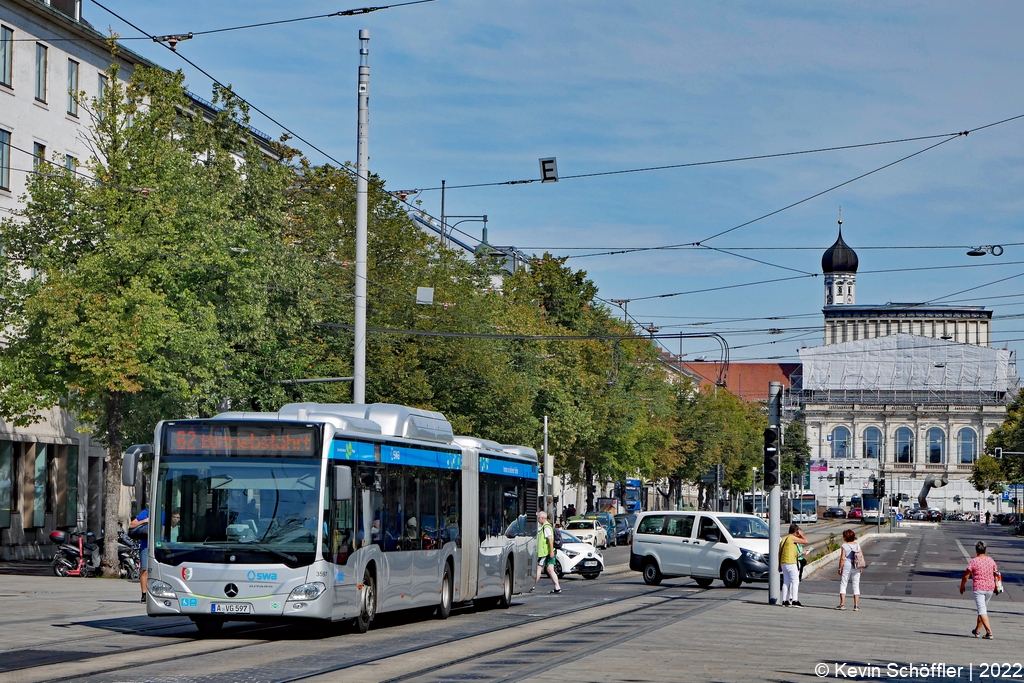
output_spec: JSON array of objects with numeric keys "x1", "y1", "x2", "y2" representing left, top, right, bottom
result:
[{"x1": 974, "y1": 590, "x2": 993, "y2": 616}]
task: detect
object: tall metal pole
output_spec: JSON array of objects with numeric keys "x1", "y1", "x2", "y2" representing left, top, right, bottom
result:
[
  {"x1": 767, "y1": 381, "x2": 782, "y2": 605},
  {"x1": 440, "y1": 179, "x2": 446, "y2": 248},
  {"x1": 543, "y1": 415, "x2": 550, "y2": 517},
  {"x1": 353, "y1": 29, "x2": 370, "y2": 404}
]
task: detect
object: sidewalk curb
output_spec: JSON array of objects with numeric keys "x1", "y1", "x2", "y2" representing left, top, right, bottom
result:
[{"x1": 803, "y1": 532, "x2": 907, "y2": 579}]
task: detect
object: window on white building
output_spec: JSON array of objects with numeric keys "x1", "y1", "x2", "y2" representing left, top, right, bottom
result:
[
  {"x1": 67, "y1": 59, "x2": 79, "y2": 116},
  {"x1": 895, "y1": 427, "x2": 913, "y2": 463},
  {"x1": 0, "y1": 26, "x2": 12, "y2": 88},
  {"x1": 0, "y1": 129, "x2": 10, "y2": 191},
  {"x1": 831, "y1": 426, "x2": 851, "y2": 458},
  {"x1": 863, "y1": 427, "x2": 882, "y2": 459},
  {"x1": 957, "y1": 428, "x2": 977, "y2": 464},
  {"x1": 33, "y1": 142, "x2": 46, "y2": 171},
  {"x1": 64, "y1": 154, "x2": 77, "y2": 173},
  {"x1": 926, "y1": 428, "x2": 945, "y2": 464},
  {"x1": 35, "y1": 43, "x2": 47, "y2": 102}
]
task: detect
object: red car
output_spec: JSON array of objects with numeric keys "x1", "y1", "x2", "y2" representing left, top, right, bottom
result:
[{"x1": 848, "y1": 507, "x2": 863, "y2": 520}]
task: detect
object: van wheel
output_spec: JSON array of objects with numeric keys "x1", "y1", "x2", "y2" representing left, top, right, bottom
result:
[
  {"x1": 436, "y1": 563, "x2": 453, "y2": 619},
  {"x1": 642, "y1": 559, "x2": 662, "y2": 586},
  {"x1": 355, "y1": 568, "x2": 376, "y2": 633},
  {"x1": 695, "y1": 577, "x2": 714, "y2": 588},
  {"x1": 496, "y1": 563, "x2": 513, "y2": 609},
  {"x1": 720, "y1": 561, "x2": 742, "y2": 589}
]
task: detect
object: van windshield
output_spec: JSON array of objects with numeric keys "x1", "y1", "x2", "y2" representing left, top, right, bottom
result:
[{"x1": 718, "y1": 516, "x2": 769, "y2": 539}]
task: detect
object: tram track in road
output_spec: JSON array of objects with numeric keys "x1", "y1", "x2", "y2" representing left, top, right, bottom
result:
[
  {"x1": 23, "y1": 579, "x2": 723, "y2": 683},
  {"x1": 272, "y1": 584, "x2": 740, "y2": 683},
  {"x1": 1, "y1": 620, "x2": 299, "y2": 683}
]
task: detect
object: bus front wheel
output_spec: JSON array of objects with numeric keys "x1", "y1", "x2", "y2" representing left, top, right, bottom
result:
[{"x1": 355, "y1": 568, "x2": 376, "y2": 633}]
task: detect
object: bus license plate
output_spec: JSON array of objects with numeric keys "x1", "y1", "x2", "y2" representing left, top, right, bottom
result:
[
  {"x1": 583, "y1": 561, "x2": 598, "y2": 567},
  {"x1": 210, "y1": 603, "x2": 252, "y2": 614}
]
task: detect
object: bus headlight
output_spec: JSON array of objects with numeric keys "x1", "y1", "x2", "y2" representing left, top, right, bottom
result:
[
  {"x1": 148, "y1": 580, "x2": 177, "y2": 599},
  {"x1": 287, "y1": 582, "x2": 326, "y2": 601}
]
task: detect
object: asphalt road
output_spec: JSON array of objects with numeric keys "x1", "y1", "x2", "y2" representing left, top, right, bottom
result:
[{"x1": 0, "y1": 522, "x2": 1019, "y2": 683}]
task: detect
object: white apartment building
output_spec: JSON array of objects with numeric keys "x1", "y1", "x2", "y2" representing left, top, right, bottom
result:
[{"x1": 0, "y1": 0, "x2": 159, "y2": 559}]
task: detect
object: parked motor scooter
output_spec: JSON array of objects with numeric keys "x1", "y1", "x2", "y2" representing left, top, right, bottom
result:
[
  {"x1": 49, "y1": 529, "x2": 101, "y2": 577},
  {"x1": 117, "y1": 525, "x2": 141, "y2": 580},
  {"x1": 49, "y1": 525, "x2": 140, "y2": 579}
]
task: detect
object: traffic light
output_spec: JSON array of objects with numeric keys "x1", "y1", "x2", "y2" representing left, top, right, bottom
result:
[
  {"x1": 837, "y1": 470, "x2": 845, "y2": 486},
  {"x1": 878, "y1": 479, "x2": 885, "y2": 497},
  {"x1": 763, "y1": 427, "x2": 780, "y2": 488}
]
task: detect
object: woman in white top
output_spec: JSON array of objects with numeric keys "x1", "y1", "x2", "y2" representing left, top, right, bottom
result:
[{"x1": 837, "y1": 528, "x2": 863, "y2": 611}]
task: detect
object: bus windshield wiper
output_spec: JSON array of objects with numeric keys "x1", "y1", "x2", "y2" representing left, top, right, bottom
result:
[
  {"x1": 240, "y1": 543, "x2": 298, "y2": 563},
  {"x1": 165, "y1": 544, "x2": 214, "y2": 561}
]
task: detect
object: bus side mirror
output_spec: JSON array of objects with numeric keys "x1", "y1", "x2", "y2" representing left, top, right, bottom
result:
[
  {"x1": 333, "y1": 466, "x2": 353, "y2": 501},
  {"x1": 121, "y1": 444, "x2": 153, "y2": 487}
]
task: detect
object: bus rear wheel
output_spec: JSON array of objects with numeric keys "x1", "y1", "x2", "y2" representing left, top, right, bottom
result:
[
  {"x1": 436, "y1": 563, "x2": 453, "y2": 619},
  {"x1": 355, "y1": 568, "x2": 376, "y2": 633},
  {"x1": 496, "y1": 564, "x2": 513, "y2": 609}
]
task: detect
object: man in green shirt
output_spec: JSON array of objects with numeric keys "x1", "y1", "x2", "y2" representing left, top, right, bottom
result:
[{"x1": 530, "y1": 511, "x2": 562, "y2": 594}]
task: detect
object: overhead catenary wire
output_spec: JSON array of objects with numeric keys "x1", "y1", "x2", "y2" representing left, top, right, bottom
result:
[
  {"x1": 411, "y1": 131, "x2": 967, "y2": 191},
  {"x1": 7, "y1": 1, "x2": 436, "y2": 42}
]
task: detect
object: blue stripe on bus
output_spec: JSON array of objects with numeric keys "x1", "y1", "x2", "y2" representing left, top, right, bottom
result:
[
  {"x1": 479, "y1": 456, "x2": 537, "y2": 479},
  {"x1": 381, "y1": 444, "x2": 462, "y2": 470},
  {"x1": 329, "y1": 439, "x2": 376, "y2": 462}
]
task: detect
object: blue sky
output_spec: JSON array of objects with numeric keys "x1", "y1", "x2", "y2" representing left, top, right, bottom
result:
[{"x1": 95, "y1": 1, "x2": 1024, "y2": 362}]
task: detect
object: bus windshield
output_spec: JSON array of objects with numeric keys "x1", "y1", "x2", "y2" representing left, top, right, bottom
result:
[
  {"x1": 793, "y1": 498, "x2": 817, "y2": 514},
  {"x1": 154, "y1": 456, "x2": 322, "y2": 566}
]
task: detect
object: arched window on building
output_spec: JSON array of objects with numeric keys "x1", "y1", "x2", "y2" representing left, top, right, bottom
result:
[
  {"x1": 926, "y1": 428, "x2": 945, "y2": 464},
  {"x1": 863, "y1": 427, "x2": 882, "y2": 459},
  {"x1": 958, "y1": 428, "x2": 977, "y2": 464},
  {"x1": 895, "y1": 427, "x2": 913, "y2": 463},
  {"x1": 831, "y1": 426, "x2": 851, "y2": 458}
]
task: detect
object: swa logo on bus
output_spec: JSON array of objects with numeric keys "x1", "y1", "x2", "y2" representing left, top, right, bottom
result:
[{"x1": 247, "y1": 570, "x2": 277, "y2": 581}]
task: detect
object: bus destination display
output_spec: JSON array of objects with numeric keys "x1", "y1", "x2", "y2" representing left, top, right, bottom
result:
[{"x1": 166, "y1": 424, "x2": 317, "y2": 456}]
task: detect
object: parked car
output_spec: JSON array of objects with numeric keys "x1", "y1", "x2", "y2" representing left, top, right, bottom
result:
[
  {"x1": 848, "y1": 507, "x2": 863, "y2": 520},
  {"x1": 565, "y1": 519, "x2": 608, "y2": 548},
  {"x1": 555, "y1": 530, "x2": 604, "y2": 579},
  {"x1": 584, "y1": 512, "x2": 618, "y2": 547},
  {"x1": 823, "y1": 507, "x2": 847, "y2": 519},
  {"x1": 629, "y1": 511, "x2": 769, "y2": 588},
  {"x1": 614, "y1": 516, "x2": 633, "y2": 545}
]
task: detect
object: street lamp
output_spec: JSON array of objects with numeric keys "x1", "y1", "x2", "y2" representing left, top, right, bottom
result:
[{"x1": 443, "y1": 215, "x2": 488, "y2": 248}]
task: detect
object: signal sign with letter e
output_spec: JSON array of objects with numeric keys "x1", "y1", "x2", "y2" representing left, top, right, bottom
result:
[{"x1": 539, "y1": 157, "x2": 558, "y2": 183}]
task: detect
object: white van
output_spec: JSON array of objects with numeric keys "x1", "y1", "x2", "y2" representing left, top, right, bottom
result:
[{"x1": 628, "y1": 511, "x2": 770, "y2": 588}]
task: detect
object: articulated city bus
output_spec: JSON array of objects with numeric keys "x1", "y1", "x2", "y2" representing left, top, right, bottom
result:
[
  {"x1": 125, "y1": 403, "x2": 539, "y2": 634},
  {"x1": 791, "y1": 493, "x2": 818, "y2": 523}
]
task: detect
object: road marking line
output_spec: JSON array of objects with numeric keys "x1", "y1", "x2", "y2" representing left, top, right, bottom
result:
[{"x1": 955, "y1": 539, "x2": 972, "y2": 560}]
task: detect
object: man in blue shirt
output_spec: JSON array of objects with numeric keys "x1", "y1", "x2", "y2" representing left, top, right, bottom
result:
[{"x1": 129, "y1": 509, "x2": 149, "y2": 604}]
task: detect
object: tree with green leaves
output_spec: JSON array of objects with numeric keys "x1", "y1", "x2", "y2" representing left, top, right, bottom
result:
[
  {"x1": 781, "y1": 418, "x2": 811, "y2": 489},
  {"x1": 970, "y1": 456, "x2": 1006, "y2": 495},
  {"x1": 0, "y1": 60, "x2": 300, "y2": 573}
]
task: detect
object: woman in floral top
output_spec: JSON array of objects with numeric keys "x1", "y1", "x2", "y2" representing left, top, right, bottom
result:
[{"x1": 959, "y1": 541, "x2": 1001, "y2": 639}]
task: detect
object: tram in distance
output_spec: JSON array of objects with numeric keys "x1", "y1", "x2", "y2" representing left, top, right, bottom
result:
[{"x1": 122, "y1": 402, "x2": 540, "y2": 634}]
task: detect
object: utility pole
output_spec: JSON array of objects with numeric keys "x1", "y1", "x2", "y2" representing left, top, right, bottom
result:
[
  {"x1": 542, "y1": 415, "x2": 549, "y2": 516},
  {"x1": 766, "y1": 381, "x2": 782, "y2": 605},
  {"x1": 353, "y1": 29, "x2": 370, "y2": 404}
]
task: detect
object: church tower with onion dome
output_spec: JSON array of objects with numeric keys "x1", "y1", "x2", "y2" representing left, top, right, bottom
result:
[{"x1": 821, "y1": 218, "x2": 859, "y2": 307}]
